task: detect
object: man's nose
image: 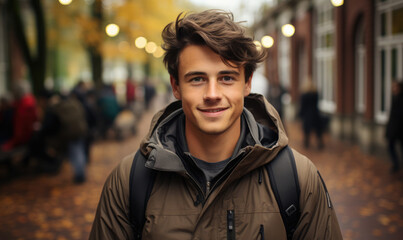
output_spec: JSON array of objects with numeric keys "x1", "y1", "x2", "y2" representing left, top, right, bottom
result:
[{"x1": 204, "y1": 80, "x2": 222, "y2": 101}]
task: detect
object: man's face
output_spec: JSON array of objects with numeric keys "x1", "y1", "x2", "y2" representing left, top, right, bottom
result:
[{"x1": 171, "y1": 45, "x2": 252, "y2": 137}]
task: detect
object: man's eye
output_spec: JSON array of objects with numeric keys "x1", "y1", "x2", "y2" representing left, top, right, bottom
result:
[
  {"x1": 190, "y1": 77, "x2": 204, "y2": 82},
  {"x1": 222, "y1": 76, "x2": 234, "y2": 82}
]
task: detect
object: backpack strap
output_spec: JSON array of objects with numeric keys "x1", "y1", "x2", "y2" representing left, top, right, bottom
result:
[
  {"x1": 266, "y1": 146, "x2": 301, "y2": 240},
  {"x1": 129, "y1": 150, "x2": 156, "y2": 240}
]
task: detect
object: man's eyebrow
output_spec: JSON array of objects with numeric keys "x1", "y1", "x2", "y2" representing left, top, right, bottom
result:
[
  {"x1": 184, "y1": 71, "x2": 207, "y2": 78},
  {"x1": 184, "y1": 70, "x2": 240, "y2": 78},
  {"x1": 219, "y1": 70, "x2": 240, "y2": 75}
]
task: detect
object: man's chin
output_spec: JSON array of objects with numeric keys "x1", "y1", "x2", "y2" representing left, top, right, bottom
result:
[{"x1": 198, "y1": 127, "x2": 227, "y2": 136}]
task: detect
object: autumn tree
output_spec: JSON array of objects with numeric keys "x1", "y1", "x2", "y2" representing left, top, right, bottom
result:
[{"x1": 100, "y1": 0, "x2": 184, "y2": 78}]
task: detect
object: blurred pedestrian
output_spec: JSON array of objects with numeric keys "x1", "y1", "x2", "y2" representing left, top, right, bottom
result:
[
  {"x1": 298, "y1": 78, "x2": 324, "y2": 149},
  {"x1": 143, "y1": 79, "x2": 156, "y2": 110},
  {"x1": 126, "y1": 78, "x2": 137, "y2": 109},
  {"x1": 0, "y1": 95, "x2": 14, "y2": 145},
  {"x1": 23, "y1": 90, "x2": 88, "y2": 182},
  {"x1": 97, "y1": 84, "x2": 121, "y2": 138},
  {"x1": 1, "y1": 80, "x2": 38, "y2": 152},
  {"x1": 385, "y1": 80, "x2": 403, "y2": 173},
  {"x1": 54, "y1": 93, "x2": 88, "y2": 183},
  {"x1": 267, "y1": 81, "x2": 286, "y2": 118},
  {"x1": 72, "y1": 81, "x2": 97, "y2": 162},
  {"x1": 21, "y1": 89, "x2": 62, "y2": 172}
]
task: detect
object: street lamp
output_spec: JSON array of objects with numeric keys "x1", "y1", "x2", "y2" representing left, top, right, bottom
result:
[
  {"x1": 135, "y1": 36, "x2": 147, "y2": 49},
  {"x1": 330, "y1": 0, "x2": 344, "y2": 7},
  {"x1": 261, "y1": 35, "x2": 274, "y2": 48},
  {"x1": 281, "y1": 24, "x2": 295, "y2": 37},
  {"x1": 59, "y1": 0, "x2": 73, "y2": 5},
  {"x1": 106, "y1": 23, "x2": 119, "y2": 37}
]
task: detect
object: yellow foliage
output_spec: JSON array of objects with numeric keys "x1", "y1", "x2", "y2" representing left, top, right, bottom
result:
[
  {"x1": 46, "y1": 0, "x2": 189, "y2": 65},
  {"x1": 113, "y1": 0, "x2": 184, "y2": 46}
]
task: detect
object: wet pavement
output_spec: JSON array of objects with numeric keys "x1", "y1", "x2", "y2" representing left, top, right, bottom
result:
[{"x1": 0, "y1": 96, "x2": 402, "y2": 240}]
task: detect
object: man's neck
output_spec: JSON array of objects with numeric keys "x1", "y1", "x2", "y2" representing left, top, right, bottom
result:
[{"x1": 185, "y1": 118, "x2": 241, "y2": 163}]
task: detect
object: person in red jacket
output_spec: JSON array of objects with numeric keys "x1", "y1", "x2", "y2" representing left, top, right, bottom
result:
[{"x1": 1, "y1": 80, "x2": 38, "y2": 151}]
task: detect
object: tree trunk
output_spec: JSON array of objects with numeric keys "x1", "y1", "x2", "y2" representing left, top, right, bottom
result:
[
  {"x1": 90, "y1": 0, "x2": 103, "y2": 90},
  {"x1": 31, "y1": 0, "x2": 46, "y2": 95},
  {"x1": 90, "y1": 47, "x2": 103, "y2": 89},
  {"x1": 8, "y1": 0, "x2": 46, "y2": 95}
]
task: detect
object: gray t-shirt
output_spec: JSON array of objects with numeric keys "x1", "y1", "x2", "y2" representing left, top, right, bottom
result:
[{"x1": 192, "y1": 156, "x2": 231, "y2": 182}]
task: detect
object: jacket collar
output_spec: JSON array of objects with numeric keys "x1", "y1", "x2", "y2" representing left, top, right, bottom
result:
[{"x1": 141, "y1": 93, "x2": 288, "y2": 173}]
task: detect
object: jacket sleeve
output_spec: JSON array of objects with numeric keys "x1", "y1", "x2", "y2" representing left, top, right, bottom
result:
[
  {"x1": 89, "y1": 153, "x2": 135, "y2": 240},
  {"x1": 292, "y1": 150, "x2": 343, "y2": 240}
]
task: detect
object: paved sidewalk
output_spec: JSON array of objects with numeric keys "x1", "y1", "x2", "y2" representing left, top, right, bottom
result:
[
  {"x1": 0, "y1": 96, "x2": 166, "y2": 240},
  {"x1": 0, "y1": 96, "x2": 402, "y2": 239},
  {"x1": 285, "y1": 120, "x2": 403, "y2": 240}
]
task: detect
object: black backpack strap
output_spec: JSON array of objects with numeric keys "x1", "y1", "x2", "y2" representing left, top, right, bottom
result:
[
  {"x1": 266, "y1": 146, "x2": 301, "y2": 240},
  {"x1": 129, "y1": 150, "x2": 156, "y2": 240}
]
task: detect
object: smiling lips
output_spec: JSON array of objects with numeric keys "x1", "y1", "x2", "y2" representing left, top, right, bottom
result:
[
  {"x1": 200, "y1": 108, "x2": 227, "y2": 112},
  {"x1": 199, "y1": 107, "x2": 228, "y2": 117}
]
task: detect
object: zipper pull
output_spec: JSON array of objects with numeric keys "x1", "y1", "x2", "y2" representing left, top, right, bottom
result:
[
  {"x1": 259, "y1": 224, "x2": 265, "y2": 240},
  {"x1": 227, "y1": 210, "x2": 235, "y2": 240}
]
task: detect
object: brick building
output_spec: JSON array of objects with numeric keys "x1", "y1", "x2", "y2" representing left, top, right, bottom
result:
[{"x1": 253, "y1": 0, "x2": 403, "y2": 153}]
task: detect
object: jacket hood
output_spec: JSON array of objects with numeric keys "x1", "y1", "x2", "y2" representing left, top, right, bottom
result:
[{"x1": 140, "y1": 93, "x2": 289, "y2": 174}]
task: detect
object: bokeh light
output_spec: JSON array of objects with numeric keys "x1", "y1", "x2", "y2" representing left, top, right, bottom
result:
[
  {"x1": 153, "y1": 46, "x2": 164, "y2": 58},
  {"x1": 135, "y1": 36, "x2": 147, "y2": 49},
  {"x1": 145, "y1": 41, "x2": 157, "y2": 54},
  {"x1": 331, "y1": 0, "x2": 344, "y2": 7},
  {"x1": 281, "y1": 24, "x2": 295, "y2": 37},
  {"x1": 59, "y1": 0, "x2": 73, "y2": 5},
  {"x1": 253, "y1": 40, "x2": 262, "y2": 51},
  {"x1": 261, "y1": 35, "x2": 274, "y2": 48},
  {"x1": 105, "y1": 23, "x2": 119, "y2": 37}
]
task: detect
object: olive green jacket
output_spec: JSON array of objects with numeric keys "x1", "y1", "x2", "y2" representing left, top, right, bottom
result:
[{"x1": 90, "y1": 94, "x2": 343, "y2": 240}]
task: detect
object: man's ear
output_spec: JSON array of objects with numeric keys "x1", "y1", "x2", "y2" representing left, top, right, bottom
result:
[
  {"x1": 244, "y1": 73, "x2": 253, "y2": 96},
  {"x1": 170, "y1": 75, "x2": 181, "y2": 100}
]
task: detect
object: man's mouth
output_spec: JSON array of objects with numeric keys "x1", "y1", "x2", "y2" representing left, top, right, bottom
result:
[{"x1": 200, "y1": 108, "x2": 228, "y2": 112}]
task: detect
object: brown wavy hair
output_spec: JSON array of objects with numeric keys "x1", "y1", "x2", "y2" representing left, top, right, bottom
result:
[{"x1": 162, "y1": 10, "x2": 267, "y2": 84}]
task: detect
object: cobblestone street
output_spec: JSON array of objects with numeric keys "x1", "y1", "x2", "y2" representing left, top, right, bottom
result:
[{"x1": 0, "y1": 96, "x2": 402, "y2": 240}]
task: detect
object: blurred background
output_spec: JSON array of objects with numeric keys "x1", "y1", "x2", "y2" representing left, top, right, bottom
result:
[{"x1": 0, "y1": 0, "x2": 402, "y2": 239}]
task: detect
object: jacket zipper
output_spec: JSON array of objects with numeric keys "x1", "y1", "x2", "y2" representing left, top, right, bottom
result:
[
  {"x1": 208, "y1": 152, "x2": 245, "y2": 198},
  {"x1": 227, "y1": 210, "x2": 236, "y2": 240},
  {"x1": 186, "y1": 173, "x2": 206, "y2": 206}
]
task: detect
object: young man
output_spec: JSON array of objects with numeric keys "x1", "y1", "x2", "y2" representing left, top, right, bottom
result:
[{"x1": 90, "y1": 10, "x2": 342, "y2": 239}]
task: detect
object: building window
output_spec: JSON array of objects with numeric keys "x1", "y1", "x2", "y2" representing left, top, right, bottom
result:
[
  {"x1": 375, "y1": 0, "x2": 403, "y2": 123},
  {"x1": 355, "y1": 18, "x2": 366, "y2": 114},
  {"x1": 314, "y1": 0, "x2": 336, "y2": 113},
  {"x1": 391, "y1": 7, "x2": 403, "y2": 34}
]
